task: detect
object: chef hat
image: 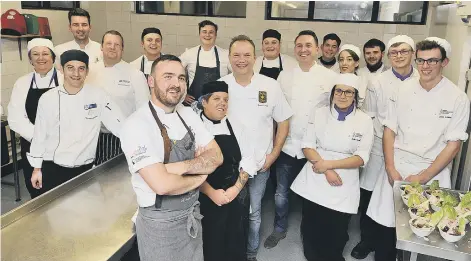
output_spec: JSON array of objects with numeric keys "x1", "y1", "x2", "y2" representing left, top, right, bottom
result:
[
  {"x1": 339, "y1": 44, "x2": 361, "y2": 59},
  {"x1": 141, "y1": 27, "x2": 162, "y2": 40},
  {"x1": 60, "y1": 49, "x2": 89, "y2": 68},
  {"x1": 202, "y1": 81, "x2": 228, "y2": 96},
  {"x1": 387, "y1": 35, "x2": 415, "y2": 52},
  {"x1": 425, "y1": 37, "x2": 451, "y2": 58},
  {"x1": 334, "y1": 73, "x2": 360, "y2": 90},
  {"x1": 263, "y1": 29, "x2": 281, "y2": 41},
  {"x1": 27, "y1": 37, "x2": 54, "y2": 54}
]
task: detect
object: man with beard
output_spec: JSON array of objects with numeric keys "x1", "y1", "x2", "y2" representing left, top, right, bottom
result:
[
  {"x1": 318, "y1": 33, "x2": 341, "y2": 72},
  {"x1": 120, "y1": 54, "x2": 223, "y2": 261},
  {"x1": 357, "y1": 39, "x2": 389, "y2": 78},
  {"x1": 180, "y1": 20, "x2": 231, "y2": 107},
  {"x1": 130, "y1": 27, "x2": 163, "y2": 80},
  {"x1": 55, "y1": 8, "x2": 102, "y2": 68},
  {"x1": 87, "y1": 30, "x2": 150, "y2": 165},
  {"x1": 220, "y1": 35, "x2": 292, "y2": 261}
]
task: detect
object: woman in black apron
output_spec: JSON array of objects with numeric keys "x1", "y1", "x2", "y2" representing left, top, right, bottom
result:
[
  {"x1": 184, "y1": 46, "x2": 220, "y2": 107},
  {"x1": 7, "y1": 38, "x2": 60, "y2": 199},
  {"x1": 197, "y1": 81, "x2": 250, "y2": 261}
]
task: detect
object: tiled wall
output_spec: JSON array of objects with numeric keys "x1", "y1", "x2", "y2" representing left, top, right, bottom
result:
[{"x1": 0, "y1": 1, "x2": 454, "y2": 114}]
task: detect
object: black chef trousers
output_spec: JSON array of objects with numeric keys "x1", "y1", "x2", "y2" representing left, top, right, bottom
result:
[
  {"x1": 359, "y1": 188, "x2": 376, "y2": 247},
  {"x1": 301, "y1": 199, "x2": 351, "y2": 261},
  {"x1": 371, "y1": 218, "x2": 397, "y2": 261},
  {"x1": 38, "y1": 161, "x2": 93, "y2": 195},
  {"x1": 199, "y1": 186, "x2": 249, "y2": 261}
]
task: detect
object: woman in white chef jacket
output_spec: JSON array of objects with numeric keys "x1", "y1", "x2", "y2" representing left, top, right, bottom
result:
[
  {"x1": 337, "y1": 44, "x2": 368, "y2": 108},
  {"x1": 7, "y1": 38, "x2": 63, "y2": 199},
  {"x1": 291, "y1": 73, "x2": 374, "y2": 261}
]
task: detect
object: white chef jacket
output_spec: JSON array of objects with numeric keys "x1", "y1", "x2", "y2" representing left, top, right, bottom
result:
[
  {"x1": 200, "y1": 113, "x2": 258, "y2": 177},
  {"x1": 8, "y1": 68, "x2": 64, "y2": 142},
  {"x1": 179, "y1": 45, "x2": 231, "y2": 87},
  {"x1": 87, "y1": 60, "x2": 150, "y2": 119},
  {"x1": 27, "y1": 84, "x2": 124, "y2": 169},
  {"x1": 360, "y1": 68, "x2": 419, "y2": 191},
  {"x1": 318, "y1": 58, "x2": 340, "y2": 73},
  {"x1": 120, "y1": 103, "x2": 214, "y2": 207},
  {"x1": 291, "y1": 105, "x2": 374, "y2": 214},
  {"x1": 220, "y1": 73, "x2": 293, "y2": 171},
  {"x1": 277, "y1": 63, "x2": 337, "y2": 159},
  {"x1": 254, "y1": 54, "x2": 298, "y2": 73},
  {"x1": 367, "y1": 76, "x2": 470, "y2": 228},
  {"x1": 130, "y1": 54, "x2": 165, "y2": 76},
  {"x1": 54, "y1": 39, "x2": 102, "y2": 67},
  {"x1": 357, "y1": 64, "x2": 388, "y2": 79}
]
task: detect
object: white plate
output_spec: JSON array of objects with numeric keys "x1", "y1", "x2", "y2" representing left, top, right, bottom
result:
[
  {"x1": 409, "y1": 219, "x2": 434, "y2": 237},
  {"x1": 439, "y1": 228, "x2": 465, "y2": 243}
]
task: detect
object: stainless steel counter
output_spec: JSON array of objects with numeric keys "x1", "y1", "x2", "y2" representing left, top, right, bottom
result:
[
  {"x1": 1, "y1": 155, "x2": 138, "y2": 261},
  {"x1": 394, "y1": 182, "x2": 471, "y2": 261}
]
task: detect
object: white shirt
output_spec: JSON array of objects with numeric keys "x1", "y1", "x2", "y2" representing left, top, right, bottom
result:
[
  {"x1": 384, "y1": 76, "x2": 470, "y2": 163},
  {"x1": 200, "y1": 113, "x2": 258, "y2": 177},
  {"x1": 120, "y1": 103, "x2": 214, "y2": 207},
  {"x1": 55, "y1": 39, "x2": 102, "y2": 67},
  {"x1": 220, "y1": 73, "x2": 293, "y2": 170},
  {"x1": 87, "y1": 60, "x2": 150, "y2": 120},
  {"x1": 180, "y1": 45, "x2": 231, "y2": 86},
  {"x1": 363, "y1": 68, "x2": 419, "y2": 154},
  {"x1": 318, "y1": 58, "x2": 340, "y2": 73},
  {"x1": 8, "y1": 68, "x2": 64, "y2": 142},
  {"x1": 27, "y1": 84, "x2": 124, "y2": 168},
  {"x1": 277, "y1": 63, "x2": 337, "y2": 158},
  {"x1": 130, "y1": 55, "x2": 161, "y2": 75},
  {"x1": 254, "y1": 54, "x2": 298, "y2": 74},
  {"x1": 291, "y1": 106, "x2": 374, "y2": 214}
]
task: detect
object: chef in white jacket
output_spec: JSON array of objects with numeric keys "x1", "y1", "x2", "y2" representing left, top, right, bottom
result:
[
  {"x1": 318, "y1": 33, "x2": 341, "y2": 72},
  {"x1": 254, "y1": 29, "x2": 297, "y2": 80},
  {"x1": 353, "y1": 35, "x2": 419, "y2": 260},
  {"x1": 291, "y1": 73, "x2": 373, "y2": 261},
  {"x1": 263, "y1": 30, "x2": 337, "y2": 250},
  {"x1": 87, "y1": 30, "x2": 150, "y2": 165},
  {"x1": 8, "y1": 38, "x2": 63, "y2": 199},
  {"x1": 180, "y1": 20, "x2": 231, "y2": 106},
  {"x1": 130, "y1": 27, "x2": 163, "y2": 80},
  {"x1": 357, "y1": 39, "x2": 389, "y2": 79},
  {"x1": 28, "y1": 50, "x2": 124, "y2": 196},
  {"x1": 55, "y1": 8, "x2": 102, "y2": 68},
  {"x1": 337, "y1": 44, "x2": 368, "y2": 108},
  {"x1": 219, "y1": 35, "x2": 292, "y2": 261},
  {"x1": 367, "y1": 38, "x2": 470, "y2": 261}
]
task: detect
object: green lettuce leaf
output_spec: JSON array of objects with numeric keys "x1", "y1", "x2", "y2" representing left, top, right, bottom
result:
[
  {"x1": 429, "y1": 209, "x2": 443, "y2": 227},
  {"x1": 458, "y1": 218, "x2": 466, "y2": 234},
  {"x1": 429, "y1": 180, "x2": 439, "y2": 191}
]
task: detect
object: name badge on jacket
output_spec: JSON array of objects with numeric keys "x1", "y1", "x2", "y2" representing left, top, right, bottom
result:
[
  {"x1": 439, "y1": 109, "x2": 453, "y2": 119},
  {"x1": 118, "y1": 79, "x2": 131, "y2": 87},
  {"x1": 352, "y1": 132, "x2": 363, "y2": 141}
]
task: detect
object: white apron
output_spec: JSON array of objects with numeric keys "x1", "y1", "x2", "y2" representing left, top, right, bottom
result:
[
  {"x1": 366, "y1": 149, "x2": 451, "y2": 227},
  {"x1": 359, "y1": 136, "x2": 384, "y2": 191}
]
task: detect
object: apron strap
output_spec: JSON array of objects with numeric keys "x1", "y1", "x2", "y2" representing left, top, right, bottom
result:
[
  {"x1": 187, "y1": 201, "x2": 203, "y2": 238},
  {"x1": 278, "y1": 55, "x2": 283, "y2": 71},
  {"x1": 176, "y1": 111, "x2": 195, "y2": 143},
  {"x1": 148, "y1": 101, "x2": 172, "y2": 164},
  {"x1": 30, "y1": 68, "x2": 58, "y2": 89},
  {"x1": 196, "y1": 46, "x2": 220, "y2": 69}
]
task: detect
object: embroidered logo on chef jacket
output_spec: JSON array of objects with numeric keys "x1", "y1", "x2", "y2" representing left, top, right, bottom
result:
[
  {"x1": 259, "y1": 91, "x2": 267, "y2": 103},
  {"x1": 130, "y1": 145, "x2": 149, "y2": 165},
  {"x1": 118, "y1": 79, "x2": 131, "y2": 87},
  {"x1": 439, "y1": 109, "x2": 453, "y2": 119},
  {"x1": 84, "y1": 103, "x2": 97, "y2": 110},
  {"x1": 84, "y1": 103, "x2": 99, "y2": 119},
  {"x1": 352, "y1": 132, "x2": 363, "y2": 141}
]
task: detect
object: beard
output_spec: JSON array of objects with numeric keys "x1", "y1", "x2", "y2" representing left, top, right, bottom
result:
[{"x1": 155, "y1": 86, "x2": 184, "y2": 107}]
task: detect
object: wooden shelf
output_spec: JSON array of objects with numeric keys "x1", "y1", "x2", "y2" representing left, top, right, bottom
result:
[{"x1": 1, "y1": 34, "x2": 40, "y2": 39}]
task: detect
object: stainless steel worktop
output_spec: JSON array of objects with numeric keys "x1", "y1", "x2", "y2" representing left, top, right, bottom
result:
[
  {"x1": 394, "y1": 182, "x2": 471, "y2": 261},
  {"x1": 1, "y1": 156, "x2": 137, "y2": 261}
]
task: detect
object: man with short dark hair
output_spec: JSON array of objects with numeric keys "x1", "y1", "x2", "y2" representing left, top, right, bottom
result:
[
  {"x1": 318, "y1": 33, "x2": 341, "y2": 72},
  {"x1": 220, "y1": 35, "x2": 292, "y2": 261},
  {"x1": 120, "y1": 54, "x2": 223, "y2": 261},
  {"x1": 180, "y1": 20, "x2": 231, "y2": 107},
  {"x1": 130, "y1": 27, "x2": 163, "y2": 80},
  {"x1": 358, "y1": 38, "x2": 389, "y2": 78},
  {"x1": 55, "y1": 8, "x2": 102, "y2": 67},
  {"x1": 87, "y1": 30, "x2": 150, "y2": 165}
]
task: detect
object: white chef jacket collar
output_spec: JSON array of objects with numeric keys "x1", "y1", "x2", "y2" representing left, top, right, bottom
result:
[
  {"x1": 33, "y1": 67, "x2": 55, "y2": 79},
  {"x1": 201, "y1": 111, "x2": 227, "y2": 125},
  {"x1": 58, "y1": 84, "x2": 85, "y2": 95},
  {"x1": 295, "y1": 61, "x2": 319, "y2": 72},
  {"x1": 199, "y1": 45, "x2": 216, "y2": 52},
  {"x1": 419, "y1": 76, "x2": 446, "y2": 93},
  {"x1": 74, "y1": 38, "x2": 93, "y2": 49},
  {"x1": 329, "y1": 105, "x2": 357, "y2": 120},
  {"x1": 150, "y1": 101, "x2": 177, "y2": 115}
]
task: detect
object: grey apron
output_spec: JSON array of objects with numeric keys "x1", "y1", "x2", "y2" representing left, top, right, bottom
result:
[{"x1": 136, "y1": 102, "x2": 203, "y2": 261}]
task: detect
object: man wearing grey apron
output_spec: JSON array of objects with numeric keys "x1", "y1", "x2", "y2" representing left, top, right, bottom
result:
[
  {"x1": 180, "y1": 20, "x2": 231, "y2": 107},
  {"x1": 120, "y1": 54, "x2": 223, "y2": 261}
]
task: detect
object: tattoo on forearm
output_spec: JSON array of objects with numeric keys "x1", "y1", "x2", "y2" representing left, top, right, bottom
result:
[
  {"x1": 186, "y1": 149, "x2": 220, "y2": 174},
  {"x1": 235, "y1": 171, "x2": 249, "y2": 190}
]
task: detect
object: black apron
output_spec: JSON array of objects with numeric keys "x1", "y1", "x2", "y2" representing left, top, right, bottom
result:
[
  {"x1": 135, "y1": 102, "x2": 203, "y2": 261},
  {"x1": 259, "y1": 55, "x2": 283, "y2": 80},
  {"x1": 199, "y1": 115, "x2": 250, "y2": 261},
  {"x1": 20, "y1": 69, "x2": 58, "y2": 199},
  {"x1": 188, "y1": 46, "x2": 221, "y2": 100},
  {"x1": 140, "y1": 56, "x2": 149, "y2": 81}
]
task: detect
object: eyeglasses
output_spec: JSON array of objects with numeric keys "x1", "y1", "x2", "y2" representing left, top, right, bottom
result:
[
  {"x1": 334, "y1": 88, "x2": 355, "y2": 98},
  {"x1": 415, "y1": 58, "x2": 443, "y2": 65},
  {"x1": 389, "y1": 49, "x2": 412, "y2": 57}
]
